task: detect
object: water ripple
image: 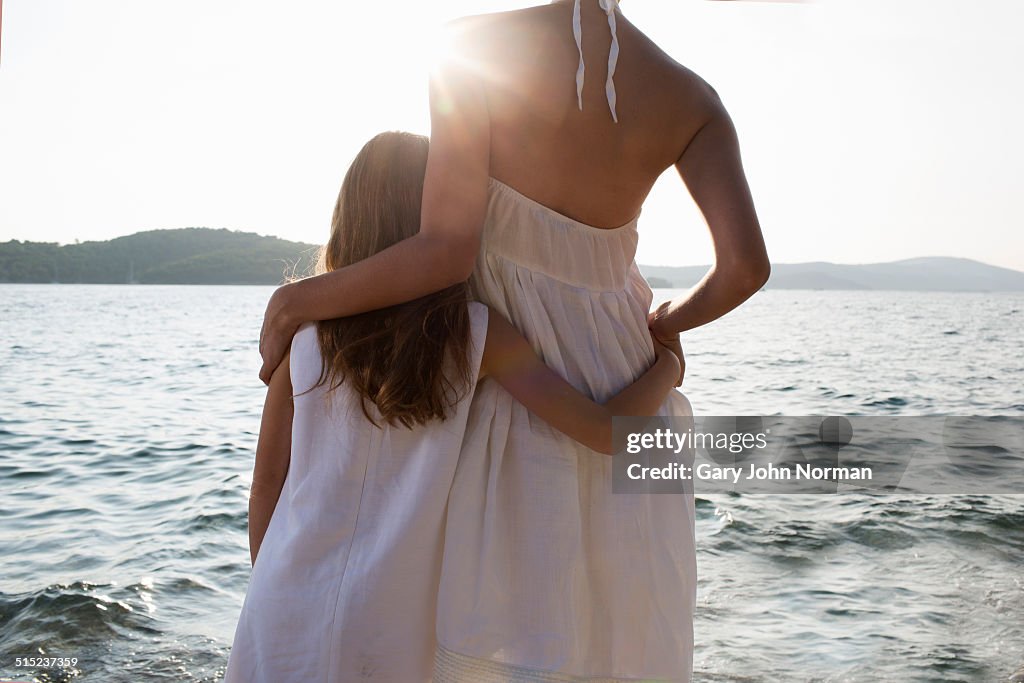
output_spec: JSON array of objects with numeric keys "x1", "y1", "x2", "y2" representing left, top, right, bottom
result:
[{"x1": 1, "y1": 285, "x2": 1023, "y2": 682}]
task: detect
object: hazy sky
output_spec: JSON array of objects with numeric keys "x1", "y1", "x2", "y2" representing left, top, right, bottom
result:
[{"x1": 2, "y1": 0, "x2": 1022, "y2": 269}]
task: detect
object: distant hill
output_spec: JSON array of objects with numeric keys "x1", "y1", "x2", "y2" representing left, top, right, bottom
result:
[
  {"x1": 0, "y1": 229, "x2": 319, "y2": 285},
  {"x1": 641, "y1": 258, "x2": 1024, "y2": 292},
  {"x1": 2, "y1": 230, "x2": 1021, "y2": 291}
]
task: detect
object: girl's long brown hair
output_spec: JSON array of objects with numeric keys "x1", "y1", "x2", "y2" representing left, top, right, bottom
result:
[{"x1": 314, "y1": 131, "x2": 472, "y2": 428}]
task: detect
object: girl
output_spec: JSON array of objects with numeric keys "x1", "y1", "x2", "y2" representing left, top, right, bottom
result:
[{"x1": 223, "y1": 131, "x2": 680, "y2": 682}]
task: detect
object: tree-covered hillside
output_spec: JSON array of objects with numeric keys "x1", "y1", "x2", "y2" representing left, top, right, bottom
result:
[{"x1": 0, "y1": 229, "x2": 320, "y2": 285}]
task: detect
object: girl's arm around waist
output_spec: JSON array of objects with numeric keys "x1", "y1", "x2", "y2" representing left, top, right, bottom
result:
[{"x1": 480, "y1": 309, "x2": 681, "y2": 455}]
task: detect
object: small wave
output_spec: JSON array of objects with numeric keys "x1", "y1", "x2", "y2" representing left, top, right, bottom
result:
[
  {"x1": 752, "y1": 523, "x2": 841, "y2": 554},
  {"x1": 116, "y1": 634, "x2": 230, "y2": 682},
  {"x1": 695, "y1": 497, "x2": 716, "y2": 516},
  {"x1": 8, "y1": 468, "x2": 62, "y2": 480},
  {"x1": 0, "y1": 580, "x2": 161, "y2": 649},
  {"x1": 937, "y1": 505, "x2": 1024, "y2": 535},
  {"x1": 950, "y1": 443, "x2": 1011, "y2": 455},
  {"x1": 186, "y1": 511, "x2": 247, "y2": 533},
  {"x1": 59, "y1": 437, "x2": 97, "y2": 447},
  {"x1": 989, "y1": 511, "x2": 1024, "y2": 533},
  {"x1": 124, "y1": 443, "x2": 209, "y2": 459},
  {"x1": 864, "y1": 396, "x2": 909, "y2": 408},
  {"x1": 161, "y1": 576, "x2": 218, "y2": 594},
  {"x1": 0, "y1": 584, "x2": 230, "y2": 681},
  {"x1": 20, "y1": 400, "x2": 59, "y2": 409},
  {"x1": 839, "y1": 519, "x2": 917, "y2": 549},
  {"x1": 22, "y1": 506, "x2": 101, "y2": 521}
]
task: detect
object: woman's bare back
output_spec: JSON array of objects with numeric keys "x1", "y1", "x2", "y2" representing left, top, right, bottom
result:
[
  {"x1": 258, "y1": 1, "x2": 768, "y2": 385},
  {"x1": 449, "y1": 1, "x2": 721, "y2": 229}
]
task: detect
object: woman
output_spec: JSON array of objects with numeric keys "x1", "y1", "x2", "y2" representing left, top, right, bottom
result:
[{"x1": 258, "y1": 1, "x2": 768, "y2": 680}]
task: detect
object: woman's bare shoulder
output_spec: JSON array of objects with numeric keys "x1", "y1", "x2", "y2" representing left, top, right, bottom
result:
[
  {"x1": 628, "y1": 27, "x2": 724, "y2": 113},
  {"x1": 442, "y1": 5, "x2": 558, "y2": 61},
  {"x1": 443, "y1": 3, "x2": 558, "y2": 30}
]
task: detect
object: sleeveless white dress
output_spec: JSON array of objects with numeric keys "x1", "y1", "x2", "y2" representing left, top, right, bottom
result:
[
  {"x1": 223, "y1": 304, "x2": 489, "y2": 683},
  {"x1": 434, "y1": 3, "x2": 696, "y2": 679},
  {"x1": 433, "y1": 178, "x2": 696, "y2": 682}
]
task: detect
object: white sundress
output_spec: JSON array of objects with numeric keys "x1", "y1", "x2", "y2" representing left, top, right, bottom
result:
[
  {"x1": 432, "y1": 177, "x2": 696, "y2": 683},
  {"x1": 433, "y1": 2, "x2": 696, "y2": 679},
  {"x1": 223, "y1": 304, "x2": 490, "y2": 683}
]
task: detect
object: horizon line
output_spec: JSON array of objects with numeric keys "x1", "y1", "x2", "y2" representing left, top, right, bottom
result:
[{"x1": 2, "y1": 227, "x2": 1021, "y2": 275}]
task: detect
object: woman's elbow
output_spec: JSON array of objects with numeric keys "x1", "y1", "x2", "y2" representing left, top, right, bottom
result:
[
  {"x1": 425, "y1": 234, "x2": 479, "y2": 285},
  {"x1": 748, "y1": 257, "x2": 771, "y2": 291},
  {"x1": 450, "y1": 248, "x2": 478, "y2": 284},
  {"x1": 724, "y1": 253, "x2": 770, "y2": 296}
]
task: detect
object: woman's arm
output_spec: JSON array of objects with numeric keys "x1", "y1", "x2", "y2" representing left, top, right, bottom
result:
[
  {"x1": 249, "y1": 354, "x2": 293, "y2": 566},
  {"x1": 481, "y1": 311, "x2": 681, "y2": 455},
  {"x1": 649, "y1": 93, "x2": 770, "y2": 345},
  {"x1": 259, "y1": 53, "x2": 491, "y2": 384}
]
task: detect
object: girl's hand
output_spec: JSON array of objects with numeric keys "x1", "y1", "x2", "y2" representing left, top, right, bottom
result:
[{"x1": 650, "y1": 328, "x2": 685, "y2": 388}]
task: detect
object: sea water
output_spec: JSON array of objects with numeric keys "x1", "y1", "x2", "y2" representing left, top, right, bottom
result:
[{"x1": 1, "y1": 285, "x2": 1021, "y2": 682}]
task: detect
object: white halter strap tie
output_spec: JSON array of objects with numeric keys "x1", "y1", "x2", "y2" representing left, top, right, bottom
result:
[{"x1": 572, "y1": 0, "x2": 621, "y2": 123}]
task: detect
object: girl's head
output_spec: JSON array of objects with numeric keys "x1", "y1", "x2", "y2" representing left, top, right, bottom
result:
[{"x1": 314, "y1": 131, "x2": 472, "y2": 428}]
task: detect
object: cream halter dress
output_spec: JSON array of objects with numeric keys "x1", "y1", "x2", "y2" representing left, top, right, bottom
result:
[{"x1": 433, "y1": 3, "x2": 697, "y2": 680}]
